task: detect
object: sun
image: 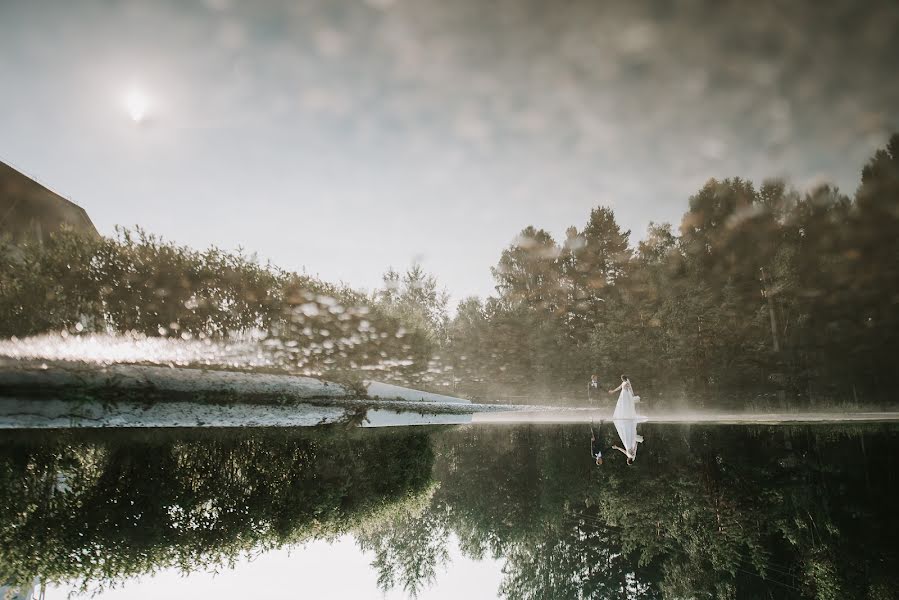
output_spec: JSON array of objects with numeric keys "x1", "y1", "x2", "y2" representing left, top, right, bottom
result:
[{"x1": 124, "y1": 87, "x2": 150, "y2": 123}]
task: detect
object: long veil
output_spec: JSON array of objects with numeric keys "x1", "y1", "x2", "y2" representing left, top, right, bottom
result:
[{"x1": 612, "y1": 383, "x2": 637, "y2": 419}]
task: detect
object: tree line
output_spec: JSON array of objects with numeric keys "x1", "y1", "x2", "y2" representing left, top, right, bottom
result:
[
  {"x1": 2, "y1": 135, "x2": 896, "y2": 405},
  {"x1": 0, "y1": 227, "x2": 433, "y2": 385},
  {"x1": 435, "y1": 134, "x2": 899, "y2": 406}
]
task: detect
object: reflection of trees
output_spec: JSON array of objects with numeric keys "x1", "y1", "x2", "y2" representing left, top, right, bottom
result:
[
  {"x1": 357, "y1": 502, "x2": 450, "y2": 596},
  {"x1": 0, "y1": 428, "x2": 434, "y2": 593},
  {"x1": 498, "y1": 515, "x2": 659, "y2": 600},
  {"x1": 435, "y1": 426, "x2": 662, "y2": 600},
  {"x1": 2, "y1": 425, "x2": 894, "y2": 598},
  {"x1": 365, "y1": 424, "x2": 899, "y2": 600}
]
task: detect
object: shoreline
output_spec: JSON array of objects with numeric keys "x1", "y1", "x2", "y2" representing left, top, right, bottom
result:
[{"x1": 0, "y1": 358, "x2": 516, "y2": 428}]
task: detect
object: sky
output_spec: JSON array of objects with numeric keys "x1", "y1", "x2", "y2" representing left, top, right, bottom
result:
[
  {"x1": 1, "y1": 0, "x2": 897, "y2": 303},
  {"x1": 50, "y1": 535, "x2": 505, "y2": 600}
]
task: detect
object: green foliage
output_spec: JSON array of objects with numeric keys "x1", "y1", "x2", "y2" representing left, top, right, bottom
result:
[
  {"x1": 4, "y1": 134, "x2": 898, "y2": 404},
  {"x1": 0, "y1": 227, "x2": 434, "y2": 382},
  {"x1": 373, "y1": 264, "x2": 450, "y2": 346},
  {"x1": 365, "y1": 423, "x2": 899, "y2": 600},
  {"x1": 443, "y1": 134, "x2": 899, "y2": 406},
  {"x1": 0, "y1": 428, "x2": 435, "y2": 593},
  {"x1": 3, "y1": 424, "x2": 896, "y2": 599}
]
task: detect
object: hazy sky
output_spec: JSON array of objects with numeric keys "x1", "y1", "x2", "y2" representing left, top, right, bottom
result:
[{"x1": 1, "y1": 0, "x2": 897, "y2": 302}]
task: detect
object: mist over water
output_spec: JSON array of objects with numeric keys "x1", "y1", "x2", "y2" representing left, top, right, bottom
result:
[
  {"x1": 473, "y1": 407, "x2": 899, "y2": 425},
  {"x1": 3, "y1": 333, "x2": 897, "y2": 427}
]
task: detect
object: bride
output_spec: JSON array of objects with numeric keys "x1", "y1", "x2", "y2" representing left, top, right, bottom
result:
[
  {"x1": 608, "y1": 375, "x2": 644, "y2": 464},
  {"x1": 609, "y1": 374, "x2": 641, "y2": 419}
]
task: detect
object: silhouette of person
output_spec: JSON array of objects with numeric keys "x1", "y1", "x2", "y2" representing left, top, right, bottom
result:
[
  {"x1": 588, "y1": 374, "x2": 601, "y2": 402},
  {"x1": 590, "y1": 422, "x2": 608, "y2": 466}
]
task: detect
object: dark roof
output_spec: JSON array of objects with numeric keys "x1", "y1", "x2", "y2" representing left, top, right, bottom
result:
[{"x1": 0, "y1": 160, "x2": 99, "y2": 243}]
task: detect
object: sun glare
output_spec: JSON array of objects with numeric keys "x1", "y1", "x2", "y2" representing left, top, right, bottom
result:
[{"x1": 124, "y1": 87, "x2": 150, "y2": 123}]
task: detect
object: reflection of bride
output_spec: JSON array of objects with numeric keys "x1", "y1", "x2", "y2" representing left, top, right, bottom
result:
[
  {"x1": 609, "y1": 375, "x2": 645, "y2": 465},
  {"x1": 612, "y1": 419, "x2": 644, "y2": 465}
]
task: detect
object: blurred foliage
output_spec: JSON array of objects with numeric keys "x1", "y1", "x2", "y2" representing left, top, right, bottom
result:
[
  {"x1": 441, "y1": 134, "x2": 899, "y2": 406},
  {"x1": 0, "y1": 227, "x2": 433, "y2": 383},
  {"x1": 0, "y1": 428, "x2": 434, "y2": 594},
  {"x1": 360, "y1": 423, "x2": 899, "y2": 600},
  {"x1": 373, "y1": 264, "x2": 450, "y2": 346}
]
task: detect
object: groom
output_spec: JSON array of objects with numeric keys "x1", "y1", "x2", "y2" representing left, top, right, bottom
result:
[
  {"x1": 587, "y1": 374, "x2": 601, "y2": 402},
  {"x1": 590, "y1": 422, "x2": 608, "y2": 466}
]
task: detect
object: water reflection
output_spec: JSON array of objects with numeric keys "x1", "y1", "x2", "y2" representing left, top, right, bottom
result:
[
  {"x1": 590, "y1": 418, "x2": 647, "y2": 466},
  {"x1": 0, "y1": 428, "x2": 435, "y2": 595},
  {"x1": 421, "y1": 424, "x2": 898, "y2": 599},
  {"x1": 611, "y1": 419, "x2": 645, "y2": 464},
  {"x1": 2, "y1": 424, "x2": 897, "y2": 599}
]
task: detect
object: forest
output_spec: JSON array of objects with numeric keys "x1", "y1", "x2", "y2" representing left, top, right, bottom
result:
[
  {"x1": 2, "y1": 424, "x2": 895, "y2": 600},
  {"x1": 1, "y1": 135, "x2": 897, "y2": 406},
  {"x1": 360, "y1": 423, "x2": 898, "y2": 600},
  {"x1": 437, "y1": 134, "x2": 899, "y2": 405}
]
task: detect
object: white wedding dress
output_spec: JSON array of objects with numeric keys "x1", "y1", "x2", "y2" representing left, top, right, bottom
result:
[
  {"x1": 612, "y1": 381, "x2": 645, "y2": 461},
  {"x1": 612, "y1": 381, "x2": 640, "y2": 419}
]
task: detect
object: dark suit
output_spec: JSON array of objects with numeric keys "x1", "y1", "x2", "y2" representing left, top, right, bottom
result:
[{"x1": 591, "y1": 437, "x2": 603, "y2": 459}]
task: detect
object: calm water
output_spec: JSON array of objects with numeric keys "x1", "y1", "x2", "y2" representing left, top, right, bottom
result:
[{"x1": 2, "y1": 423, "x2": 897, "y2": 600}]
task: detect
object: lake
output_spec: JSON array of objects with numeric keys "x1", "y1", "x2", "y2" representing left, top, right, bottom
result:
[{"x1": 2, "y1": 421, "x2": 896, "y2": 599}]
